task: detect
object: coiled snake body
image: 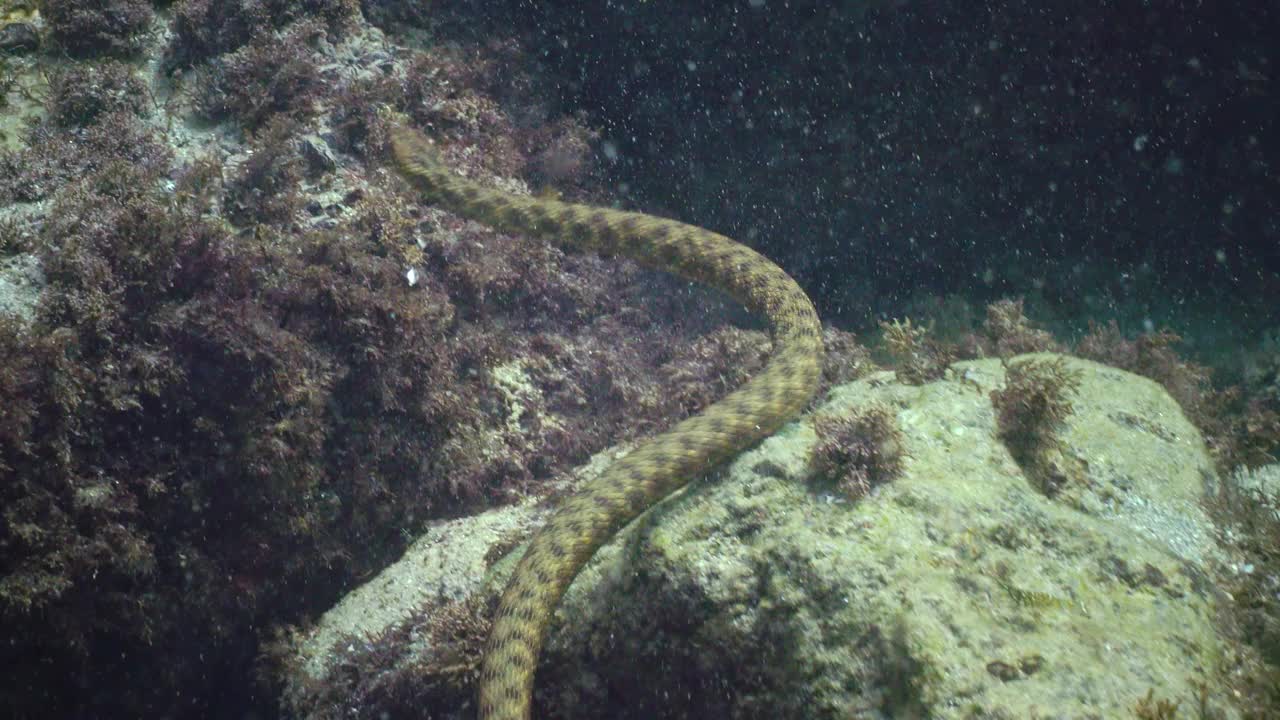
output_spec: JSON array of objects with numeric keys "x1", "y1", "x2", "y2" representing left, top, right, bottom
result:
[{"x1": 390, "y1": 126, "x2": 823, "y2": 720}]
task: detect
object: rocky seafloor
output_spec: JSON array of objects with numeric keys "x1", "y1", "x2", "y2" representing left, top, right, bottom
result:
[
  {"x1": 0, "y1": 1, "x2": 1277, "y2": 718},
  {"x1": 281, "y1": 353, "x2": 1280, "y2": 718}
]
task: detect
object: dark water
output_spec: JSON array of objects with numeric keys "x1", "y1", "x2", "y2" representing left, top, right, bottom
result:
[{"x1": 508, "y1": 0, "x2": 1278, "y2": 346}]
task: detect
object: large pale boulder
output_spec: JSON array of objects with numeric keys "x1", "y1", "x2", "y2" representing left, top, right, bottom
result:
[{"x1": 279, "y1": 354, "x2": 1238, "y2": 719}]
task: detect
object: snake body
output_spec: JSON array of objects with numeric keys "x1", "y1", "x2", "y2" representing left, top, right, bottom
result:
[{"x1": 390, "y1": 126, "x2": 823, "y2": 720}]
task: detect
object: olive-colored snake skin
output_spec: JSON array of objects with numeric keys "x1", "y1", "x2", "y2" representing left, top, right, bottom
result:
[{"x1": 390, "y1": 125, "x2": 823, "y2": 720}]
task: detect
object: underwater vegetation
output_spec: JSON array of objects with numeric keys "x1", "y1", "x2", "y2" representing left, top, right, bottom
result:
[
  {"x1": 0, "y1": 2, "x2": 765, "y2": 716},
  {"x1": 880, "y1": 316, "x2": 953, "y2": 385},
  {"x1": 0, "y1": 0, "x2": 1276, "y2": 718},
  {"x1": 811, "y1": 404, "x2": 905, "y2": 500},
  {"x1": 167, "y1": 0, "x2": 357, "y2": 69},
  {"x1": 0, "y1": 118, "x2": 493, "y2": 714},
  {"x1": 41, "y1": 0, "x2": 154, "y2": 56},
  {"x1": 991, "y1": 355, "x2": 1086, "y2": 498}
]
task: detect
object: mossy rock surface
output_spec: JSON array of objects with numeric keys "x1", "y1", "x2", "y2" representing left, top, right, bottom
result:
[{"x1": 286, "y1": 354, "x2": 1238, "y2": 719}]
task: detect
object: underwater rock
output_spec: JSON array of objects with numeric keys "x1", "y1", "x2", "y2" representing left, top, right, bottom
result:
[
  {"x1": 299, "y1": 133, "x2": 338, "y2": 175},
  {"x1": 0, "y1": 253, "x2": 43, "y2": 322},
  {"x1": 279, "y1": 354, "x2": 1241, "y2": 719},
  {"x1": 0, "y1": 22, "x2": 38, "y2": 54}
]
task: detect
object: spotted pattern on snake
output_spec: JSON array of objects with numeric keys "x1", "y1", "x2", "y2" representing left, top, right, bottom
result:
[{"x1": 390, "y1": 125, "x2": 824, "y2": 720}]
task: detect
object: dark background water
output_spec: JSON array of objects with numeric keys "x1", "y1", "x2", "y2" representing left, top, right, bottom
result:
[{"x1": 477, "y1": 0, "x2": 1278, "y2": 356}]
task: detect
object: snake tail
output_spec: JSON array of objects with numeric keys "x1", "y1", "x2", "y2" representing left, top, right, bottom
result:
[{"x1": 390, "y1": 125, "x2": 823, "y2": 720}]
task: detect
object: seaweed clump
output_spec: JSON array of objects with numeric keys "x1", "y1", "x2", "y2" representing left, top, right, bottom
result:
[
  {"x1": 978, "y1": 298, "x2": 1062, "y2": 358},
  {"x1": 193, "y1": 21, "x2": 326, "y2": 129},
  {"x1": 811, "y1": 404, "x2": 905, "y2": 500},
  {"x1": 880, "y1": 317, "x2": 952, "y2": 385},
  {"x1": 990, "y1": 356, "x2": 1085, "y2": 498},
  {"x1": 0, "y1": 120, "x2": 487, "y2": 716},
  {"x1": 167, "y1": 0, "x2": 357, "y2": 68},
  {"x1": 0, "y1": 104, "x2": 169, "y2": 203},
  {"x1": 819, "y1": 327, "x2": 878, "y2": 393},
  {"x1": 1207, "y1": 466, "x2": 1280, "y2": 717},
  {"x1": 41, "y1": 0, "x2": 154, "y2": 56},
  {"x1": 271, "y1": 594, "x2": 496, "y2": 717},
  {"x1": 224, "y1": 115, "x2": 308, "y2": 225},
  {"x1": 46, "y1": 61, "x2": 149, "y2": 127}
]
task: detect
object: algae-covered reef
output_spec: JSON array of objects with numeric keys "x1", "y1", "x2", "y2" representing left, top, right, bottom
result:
[
  {"x1": 1, "y1": 1, "x2": 1278, "y2": 718},
  {"x1": 0, "y1": 2, "x2": 786, "y2": 716}
]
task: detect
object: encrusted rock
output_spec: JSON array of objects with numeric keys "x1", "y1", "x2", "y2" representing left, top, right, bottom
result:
[
  {"x1": 0, "y1": 22, "x2": 39, "y2": 54},
  {"x1": 278, "y1": 356, "x2": 1239, "y2": 720},
  {"x1": 298, "y1": 133, "x2": 337, "y2": 175}
]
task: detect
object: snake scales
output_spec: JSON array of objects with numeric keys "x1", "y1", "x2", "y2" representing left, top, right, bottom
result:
[{"x1": 390, "y1": 125, "x2": 824, "y2": 720}]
